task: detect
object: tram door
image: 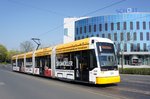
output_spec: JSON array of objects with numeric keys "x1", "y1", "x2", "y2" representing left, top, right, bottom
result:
[
  {"x1": 75, "y1": 56, "x2": 80, "y2": 80},
  {"x1": 75, "y1": 52, "x2": 89, "y2": 82},
  {"x1": 39, "y1": 58, "x2": 44, "y2": 76}
]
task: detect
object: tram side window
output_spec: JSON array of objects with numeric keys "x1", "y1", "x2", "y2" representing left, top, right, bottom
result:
[
  {"x1": 77, "y1": 50, "x2": 90, "y2": 71},
  {"x1": 44, "y1": 55, "x2": 51, "y2": 69},
  {"x1": 75, "y1": 50, "x2": 97, "y2": 71},
  {"x1": 35, "y1": 55, "x2": 51, "y2": 69},
  {"x1": 17, "y1": 59, "x2": 24, "y2": 67},
  {"x1": 12, "y1": 60, "x2": 16, "y2": 66},
  {"x1": 89, "y1": 50, "x2": 97, "y2": 70},
  {"x1": 35, "y1": 57, "x2": 40, "y2": 68},
  {"x1": 26, "y1": 58, "x2": 32, "y2": 67},
  {"x1": 55, "y1": 50, "x2": 97, "y2": 70},
  {"x1": 56, "y1": 52, "x2": 74, "y2": 70}
]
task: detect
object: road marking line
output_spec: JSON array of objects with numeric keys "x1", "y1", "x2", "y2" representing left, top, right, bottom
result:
[
  {"x1": 110, "y1": 87, "x2": 150, "y2": 96},
  {"x1": 122, "y1": 79, "x2": 150, "y2": 85}
]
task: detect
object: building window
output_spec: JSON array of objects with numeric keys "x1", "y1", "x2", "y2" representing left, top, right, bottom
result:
[
  {"x1": 76, "y1": 28, "x2": 78, "y2": 34},
  {"x1": 120, "y1": 32, "x2": 124, "y2": 41},
  {"x1": 89, "y1": 25, "x2": 91, "y2": 32},
  {"x1": 144, "y1": 43, "x2": 147, "y2": 51},
  {"x1": 143, "y1": 21, "x2": 146, "y2": 30},
  {"x1": 136, "y1": 21, "x2": 140, "y2": 30},
  {"x1": 133, "y1": 32, "x2": 137, "y2": 41},
  {"x1": 86, "y1": 35, "x2": 89, "y2": 38},
  {"x1": 114, "y1": 33, "x2": 117, "y2": 41},
  {"x1": 117, "y1": 43, "x2": 120, "y2": 52},
  {"x1": 133, "y1": 44, "x2": 137, "y2": 51},
  {"x1": 102, "y1": 34, "x2": 105, "y2": 38},
  {"x1": 147, "y1": 32, "x2": 150, "y2": 40},
  {"x1": 130, "y1": 22, "x2": 133, "y2": 30},
  {"x1": 105, "y1": 23, "x2": 108, "y2": 31},
  {"x1": 94, "y1": 24, "x2": 96, "y2": 32},
  {"x1": 131, "y1": 43, "x2": 134, "y2": 52},
  {"x1": 80, "y1": 27, "x2": 82, "y2": 34},
  {"x1": 123, "y1": 22, "x2": 126, "y2": 30},
  {"x1": 91, "y1": 35, "x2": 94, "y2": 37},
  {"x1": 108, "y1": 33, "x2": 111, "y2": 39},
  {"x1": 78, "y1": 37, "x2": 80, "y2": 40},
  {"x1": 137, "y1": 43, "x2": 140, "y2": 51},
  {"x1": 84, "y1": 26, "x2": 86, "y2": 33},
  {"x1": 127, "y1": 32, "x2": 130, "y2": 41},
  {"x1": 75, "y1": 37, "x2": 77, "y2": 40},
  {"x1": 149, "y1": 22, "x2": 150, "y2": 30},
  {"x1": 99, "y1": 24, "x2": 102, "y2": 31},
  {"x1": 140, "y1": 32, "x2": 143, "y2": 40},
  {"x1": 111, "y1": 23, "x2": 114, "y2": 30},
  {"x1": 96, "y1": 34, "x2": 99, "y2": 37},
  {"x1": 117, "y1": 22, "x2": 120, "y2": 30},
  {"x1": 82, "y1": 36, "x2": 84, "y2": 39},
  {"x1": 124, "y1": 43, "x2": 127, "y2": 52},
  {"x1": 64, "y1": 28, "x2": 68, "y2": 36}
]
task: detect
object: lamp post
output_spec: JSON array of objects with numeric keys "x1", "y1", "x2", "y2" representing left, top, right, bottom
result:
[{"x1": 121, "y1": 44, "x2": 124, "y2": 73}]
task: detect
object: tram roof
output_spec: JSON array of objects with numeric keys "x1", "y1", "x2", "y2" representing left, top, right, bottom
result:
[
  {"x1": 17, "y1": 53, "x2": 25, "y2": 59},
  {"x1": 25, "y1": 51, "x2": 33, "y2": 58},
  {"x1": 12, "y1": 55, "x2": 17, "y2": 60},
  {"x1": 56, "y1": 38, "x2": 90, "y2": 54},
  {"x1": 35, "y1": 47, "x2": 52, "y2": 57}
]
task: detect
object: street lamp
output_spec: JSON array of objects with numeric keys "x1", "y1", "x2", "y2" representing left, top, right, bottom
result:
[{"x1": 121, "y1": 41, "x2": 124, "y2": 73}]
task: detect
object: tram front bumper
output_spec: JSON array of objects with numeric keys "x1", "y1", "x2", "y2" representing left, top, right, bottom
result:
[{"x1": 96, "y1": 76, "x2": 120, "y2": 84}]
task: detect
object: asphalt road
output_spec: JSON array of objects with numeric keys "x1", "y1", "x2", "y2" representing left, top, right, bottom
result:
[{"x1": 0, "y1": 65, "x2": 150, "y2": 99}]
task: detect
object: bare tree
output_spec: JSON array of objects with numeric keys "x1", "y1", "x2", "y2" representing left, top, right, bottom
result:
[{"x1": 20, "y1": 41, "x2": 34, "y2": 52}]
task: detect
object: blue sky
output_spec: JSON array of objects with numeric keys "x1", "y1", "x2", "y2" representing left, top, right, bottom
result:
[{"x1": 0, "y1": 0, "x2": 150, "y2": 50}]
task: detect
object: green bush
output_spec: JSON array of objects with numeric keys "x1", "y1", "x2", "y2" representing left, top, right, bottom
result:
[{"x1": 119, "y1": 68, "x2": 150, "y2": 75}]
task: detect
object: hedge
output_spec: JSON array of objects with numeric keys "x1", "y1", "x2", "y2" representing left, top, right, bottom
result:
[{"x1": 119, "y1": 68, "x2": 150, "y2": 75}]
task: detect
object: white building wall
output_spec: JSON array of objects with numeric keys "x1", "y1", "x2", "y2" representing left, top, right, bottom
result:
[{"x1": 63, "y1": 17, "x2": 88, "y2": 44}]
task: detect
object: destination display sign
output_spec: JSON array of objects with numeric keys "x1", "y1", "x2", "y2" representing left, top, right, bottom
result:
[
  {"x1": 101, "y1": 46, "x2": 112, "y2": 50},
  {"x1": 97, "y1": 42, "x2": 114, "y2": 53}
]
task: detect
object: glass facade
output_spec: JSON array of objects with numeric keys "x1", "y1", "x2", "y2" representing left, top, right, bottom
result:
[{"x1": 75, "y1": 13, "x2": 150, "y2": 65}]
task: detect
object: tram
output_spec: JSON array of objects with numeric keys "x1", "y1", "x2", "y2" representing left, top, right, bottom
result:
[{"x1": 12, "y1": 37, "x2": 120, "y2": 84}]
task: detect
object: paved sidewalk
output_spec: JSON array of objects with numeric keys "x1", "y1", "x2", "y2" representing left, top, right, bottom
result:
[{"x1": 119, "y1": 65, "x2": 150, "y2": 68}]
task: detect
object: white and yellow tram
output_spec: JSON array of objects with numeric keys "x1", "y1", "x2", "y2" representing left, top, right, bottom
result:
[{"x1": 12, "y1": 37, "x2": 120, "y2": 84}]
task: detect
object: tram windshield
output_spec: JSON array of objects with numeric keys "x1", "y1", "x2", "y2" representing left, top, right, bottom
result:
[{"x1": 96, "y1": 42, "x2": 118, "y2": 71}]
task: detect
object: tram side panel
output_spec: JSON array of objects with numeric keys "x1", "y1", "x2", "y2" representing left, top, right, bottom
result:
[
  {"x1": 51, "y1": 47, "x2": 56, "y2": 78},
  {"x1": 55, "y1": 52, "x2": 75, "y2": 80},
  {"x1": 12, "y1": 58, "x2": 20, "y2": 71},
  {"x1": 54, "y1": 50, "x2": 97, "y2": 82},
  {"x1": 24, "y1": 57, "x2": 33, "y2": 74}
]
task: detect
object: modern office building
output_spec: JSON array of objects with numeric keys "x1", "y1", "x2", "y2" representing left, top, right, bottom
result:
[
  {"x1": 63, "y1": 17, "x2": 88, "y2": 43},
  {"x1": 74, "y1": 13, "x2": 150, "y2": 65}
]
